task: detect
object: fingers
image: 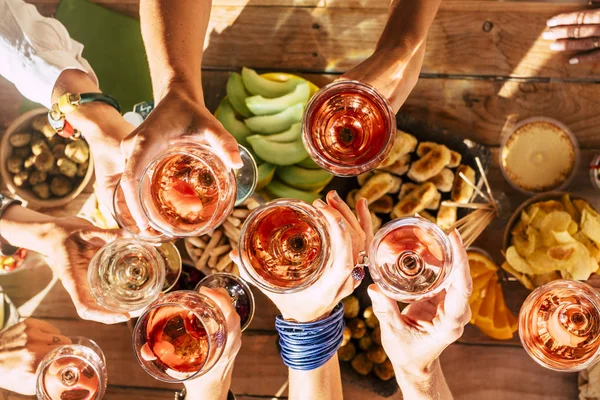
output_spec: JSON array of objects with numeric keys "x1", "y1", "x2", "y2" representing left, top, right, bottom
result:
[
  {"x1": 61, "y1": 279, "x2": 129, "y2": 324},
  {"x1": 550, "y1": 38, "x2": 600, "y2": 52},
  {"x1": 367, "y1": 284, "x2": 404, "y2": 333},
  {"x1": 440, "y1": 231, "x2": 472, "y2": 329},
  {"x1": 22, "y1": 319, "x2": 61, "y2": 335},
  {"x1": 25, "y1": 330, "x2": 71, "y2": 346},
  {"x1": 547, "y1": 10, "x2": 600, "y2": 27},
  {"x1": 326, "y1": 191, "x2": 365, "y2": 245},
  {"x1": 79, "y1": 228, "x2": 127, "y2": 245},
  {"x1": 205, "y1": 125, "x2": 243, "y2": 170},
  {"x1": 569, "y1": 49, "x2": 600, "y2": 65},
  {"x1": 198, "y1": 287, "x2": 241, "y2": 331},
  {"x1": 356, "y1": 198, "x2": 373, "y2": 249},
  {"x1": 543, "y1": 25, "x2": 600, "y2": 40},
  {"x1": 313, "y1": 200, "x2": 354, "y2": 286}
]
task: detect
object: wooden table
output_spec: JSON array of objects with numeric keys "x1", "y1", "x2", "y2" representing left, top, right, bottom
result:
[{"x1": 1, "y1": 0, "x2": 599, "y2": 398}]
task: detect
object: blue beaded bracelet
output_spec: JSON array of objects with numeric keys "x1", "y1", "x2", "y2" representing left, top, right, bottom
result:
[{"x1": 275, "y1": 303, "x2": 345, "y2": 371}]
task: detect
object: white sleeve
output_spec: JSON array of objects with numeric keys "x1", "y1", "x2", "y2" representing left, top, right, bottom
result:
[{"x1": 0, "y1": 0, "x2": 97, "y2": 108}]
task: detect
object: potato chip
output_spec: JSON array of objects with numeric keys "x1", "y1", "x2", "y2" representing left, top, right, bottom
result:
[
  {"x1": 581, "y1": 209, "x2": 600, "y2": 246},
  {"x1": 536, "y1": 200, "x2": 565, "y2": 214},
  {"x1": 528, "y1": 206, "x2": 546, "y2": 230},
  {"x1": 501, "y1": 262, "x2": 534, "y2": 290},
  {"x1": 528, "y1": 249, "x2": 562, "y2": 274},
  {"x1": 568, "y1": 221, "x2": 578, "y2": 235},
  {"x1": 560, "y1": 243, "x2": 596, "y2": 280},
  {"x1": 506, "y1": 246, "x2": 535, "y2": 275},
  {"x1": 573, "y1": 199, "x2": 599, "y2": 220},
  {"x1": 513, "y1": 226, "x2": 538, "y2": 258},
  {"x1": 511, "y1": 218, "x2": 525, "y2": 236},
  {"x1": 561, "y1": 194, "x2": 580, "y2": 223},
  {"x1": 540, "y1": 211, "x2": 573, "y2": 247},
  {"x1": 551, "y1": 230, "x2": 576, "y2": 244}
]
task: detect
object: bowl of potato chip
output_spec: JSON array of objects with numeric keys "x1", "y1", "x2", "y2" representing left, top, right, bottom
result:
[
  {"x1": 502, "y1": 192, "x2": 600, "y2": 290},
  {"x1": 1, "y1": 109, "x2": 94, "y2": 209}
]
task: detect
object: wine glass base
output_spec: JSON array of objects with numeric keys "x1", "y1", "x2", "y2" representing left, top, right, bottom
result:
[
  {"x1": 235, "y1": 145, "x2": 258, "y2": 206},
  {"x1": 195, "y1": 273, "x2": 255, "y2": 331}
]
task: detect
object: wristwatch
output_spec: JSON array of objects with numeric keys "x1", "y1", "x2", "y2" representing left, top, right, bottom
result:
[
  {"x1": 174, "y1": 388, "x2": 236, "y2": 400},
  {"x1": 0, "y1": 194, "x2": 21, "y2": 256}
]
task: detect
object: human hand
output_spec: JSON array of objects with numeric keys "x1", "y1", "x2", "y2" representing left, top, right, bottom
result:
[
  {"x1": 52, "y1": 69, "x2": 134, "y2": 211},
  {"x1": 119, "y1": 87, "x2": 242, "y2": 231},
  {"x1": 231, "y1": 191, "x2": 372, "y2": 323},
  {"x1": 42, "y1": 217, "x2": 129, "y2": 324},
  {"x1": 367, "y1": 230, "x2": 471, "y2": 380},
  {"x1": 0, "y1": 319, "x2": 71, "y2": 395},
  {"x1": 340, "y1": 43, "x2": 426, "y2": 113},
  {"x1": 545, "y1": 9, "x2": 600, "y2": 64},
  {"x1": 184, "y1": 287, "x2": 242, "y2": 399}
]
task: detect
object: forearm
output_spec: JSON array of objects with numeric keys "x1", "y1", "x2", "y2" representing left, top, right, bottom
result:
[
  {"x1": 52, "y1": 69, "x2": 130, "y2": 146},
  {"x1": 377, "y1": 0, "x2": 442, "y2": 53},
  {"x1": 140, "y1": 0, "x2": 212, "y2": 102},
  {"x1": 288, "y1": 355, "x2": 343, "y2": 400},
  {"x1": 395, "y1": 359, "x2": 453, "y2": 400},
  {"x1": 0, "y1": 205, "x2": 58, "y2": 256},
  {"x1": 184, "y1": 362, "x2": 233, "y2": 400}
]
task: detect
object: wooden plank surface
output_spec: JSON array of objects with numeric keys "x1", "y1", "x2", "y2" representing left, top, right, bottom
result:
[{"x1": 26, "y1": 1, "x2": 600, "y2": 78}]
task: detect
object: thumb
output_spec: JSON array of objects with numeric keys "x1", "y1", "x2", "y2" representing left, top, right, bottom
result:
[
  {"x1": 205, "y1": 126, "x2": 243, "y2": 170},
  {"x1": 367, "y1": 284, "x2": 404, "y2": 332}
]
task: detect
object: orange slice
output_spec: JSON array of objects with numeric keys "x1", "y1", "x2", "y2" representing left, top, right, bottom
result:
[
  {"x1": 476, "y1": 281, "x2": 519, "y2": 340},
  {"x1": 467, "y1": 251, "x2": 498, "y2": 279},
  {"x1": 474, "y1": 278, "x2": 497, "y2": 331},
  {"x1": 470, "y1": 271, "x2": 495, "y2": 323}
]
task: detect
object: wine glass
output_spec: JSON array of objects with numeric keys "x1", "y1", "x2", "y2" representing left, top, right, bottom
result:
[
  {"x1": 238, "y1": 199, "x2": 331, "y2": 293},
  {"x1": 113, "y1": 143, "x2": 257, "y2": 240},
  {"x1": 36, "y1": 337, "x2": 107, "y2": 400},
  {"x1": 302, "y1": 80, "x2": 396, "y2": 177},
  {"x1": 88, "y1": 238, "x2": 166, "y2": 313},
  {"x1": 368, "y1": 216, "x2": 454, "y2": 302},
  {"x1": 195, "y1": 272, "x2": 255, "y2": 331},
  {"x1": 519, "y1": 280, "x2": 600, "y2": 372},
  {"x1": 132, "y1": 291, "x2": 227, "y2": 382}
]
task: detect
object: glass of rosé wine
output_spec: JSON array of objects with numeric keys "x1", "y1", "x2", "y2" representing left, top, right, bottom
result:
[{"x1": 302, "y1": 80, "x2": 396, "y2": 177}]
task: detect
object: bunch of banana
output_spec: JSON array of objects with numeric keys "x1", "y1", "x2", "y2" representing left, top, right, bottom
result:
[
  {"x1": 216, "y1": 68, "x2": 333, "y2": 203},
  {"x1": 347, "y1": 130, "x2": 476, "y2": 231}
]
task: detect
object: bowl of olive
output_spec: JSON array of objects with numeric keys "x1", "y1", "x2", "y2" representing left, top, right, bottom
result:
[{"x1": 0, "y1": 109, "x2": 94, "y2": 208}]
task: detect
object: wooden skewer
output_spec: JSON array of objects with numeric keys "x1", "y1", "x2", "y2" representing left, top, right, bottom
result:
[
  {"x1": 441, "y1": 201, "x2": 494, "y2": 210},
  {"x1": 475, "y1": 157, "x2": 499, "y2": 215},
  {"x1": 459, "y1": 172, "x2": 491, "y2": 204}
]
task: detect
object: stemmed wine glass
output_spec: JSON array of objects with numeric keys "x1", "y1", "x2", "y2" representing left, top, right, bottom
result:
[
  {"x1": 302, "y1": 80, "x2": 396, "y2": 177},
  {"x1": 88, "y1": 238, "x2": 166, "y2": 314},
  {"x1": 519, "y1": 280, "x2": 600, "y2": 372},
  {"x1": 195, "y1": 272, "x2": 255, "y2": 331},
  {"x1": 36, "y1": 337, "x2": 107, "y2": 400},
  {"x1": 113, "y1": 143, "x2": 257, "y2": 241},
  {"x1": 132, "y1": 291, "x2": 227, "y2": 382},
  {"x1": 237, "y1": 198, "x2": 331, "y2": 293},
  {"x1": 368, "y1": 216, "x2": 454, "y2": 302}
]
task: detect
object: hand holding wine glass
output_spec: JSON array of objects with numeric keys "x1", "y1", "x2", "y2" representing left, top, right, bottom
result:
[
  {"x1": 0, "y1": 319, "x2": 71, "y2": 395},
  {"x1": 119, "y1": 88, "x2": 243, "y2": 232},
  {"x1": 367, "y1": 231, "x2": 471, "y2": 392},
  {"x1": 45, "y1": 217, "x2": 131, "y2": 324},
  {"x1": 231, "y1": 192, "x2": 372, "y2": 322},
  {"x1": 184, "y1": 287, "x2": 242, "y2": 399}
]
